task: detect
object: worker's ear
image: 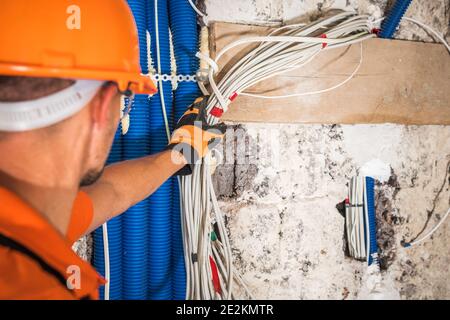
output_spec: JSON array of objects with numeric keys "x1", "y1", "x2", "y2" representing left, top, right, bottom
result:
[{"x1": 89, "y1": 83, "x2": 119, "y2": 128}]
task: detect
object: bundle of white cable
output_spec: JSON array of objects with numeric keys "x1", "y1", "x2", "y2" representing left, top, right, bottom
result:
[
  {"x1": 205, "y1": 11, "x2": 376, "y2": 121},
  {"x1": 347, "y1": 175, "x2": 367, "y2": 260},
  {"x1": 181, "y1": 159, "x2": 252, "y2": 299}
]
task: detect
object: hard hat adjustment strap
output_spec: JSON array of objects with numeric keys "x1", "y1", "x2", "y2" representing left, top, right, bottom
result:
[{"x1": 0, "y1": 80, "x2": 104, "y2": 132}]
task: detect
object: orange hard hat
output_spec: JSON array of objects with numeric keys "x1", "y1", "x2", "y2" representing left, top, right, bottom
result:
[{"x1": 0, "y1": 0, "x2": 157, "y2": 95}]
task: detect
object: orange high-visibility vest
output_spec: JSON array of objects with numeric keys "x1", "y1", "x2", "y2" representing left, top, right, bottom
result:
[{"x1": 0, "y1": 187, "x2": 105, "y2": 299}]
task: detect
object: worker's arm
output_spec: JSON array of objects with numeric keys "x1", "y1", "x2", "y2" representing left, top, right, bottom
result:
[
  {"x1": 82, "y1": 96, "x2": 225, "y2": 234},
  {"x1": 82, "y1": 149, "x2": 186, "y2": 233}
]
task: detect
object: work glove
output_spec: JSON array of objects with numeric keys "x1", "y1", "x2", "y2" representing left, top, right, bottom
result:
[{"x1": 167, "y1": 96, "x2": 226, "y2": 176}]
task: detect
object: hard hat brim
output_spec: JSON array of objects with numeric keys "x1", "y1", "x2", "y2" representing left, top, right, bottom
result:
[{"x1": 0, "y1": 63, "x2": 158, "y2": 95}]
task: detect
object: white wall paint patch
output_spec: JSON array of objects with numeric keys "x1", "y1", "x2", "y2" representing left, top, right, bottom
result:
[
  {"x1": 341, "y1": 124, "x2": 402, "y2": 167},
  {"x1": 359, "y1": 158, "x2": 391, "y2": 183}
]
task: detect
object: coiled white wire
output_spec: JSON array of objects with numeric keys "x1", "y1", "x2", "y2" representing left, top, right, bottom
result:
[{"x1": 204, "y1": 12, "x2": 375, "y2": 120}]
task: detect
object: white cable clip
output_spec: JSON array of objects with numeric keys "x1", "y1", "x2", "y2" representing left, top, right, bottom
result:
[
  {"x1": 195, "y1": 51, "x2": 227, "y2": 110},
  {"x1": 196, "y1": 51, "x2": 218, "y2": 73},
  {"x1": 201, "y1": 15, "x2": 209, "y2": 27},
  {"x1": 120, "y1": 95, "x2": 130, "y2": 135}
]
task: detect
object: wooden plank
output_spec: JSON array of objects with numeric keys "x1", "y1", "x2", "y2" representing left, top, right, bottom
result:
[{"x1": 210, "y1": 22, "x2": 450, "y2": 125}]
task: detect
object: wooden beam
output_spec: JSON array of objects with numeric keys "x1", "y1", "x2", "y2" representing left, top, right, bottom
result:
[{"x1": 210, "y1": 22, "x2": 450, "y2": 125}]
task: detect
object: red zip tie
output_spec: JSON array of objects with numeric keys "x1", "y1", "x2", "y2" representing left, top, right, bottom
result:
[
  {"x1": 320, "y1": 34, "x2": 327, "y2": 48},
  {"x1": 229, "y1": 92, "x2": 238, "y2": 101},
  {"x1": 371, "y1": 28, "x2": 380, "y2": 36},
  {"x1": 210, "y1": 106, "x2": 223, "y2": 118},
  {"x1": 209, "y1": 256, "x2": 222, "y2": 294}
]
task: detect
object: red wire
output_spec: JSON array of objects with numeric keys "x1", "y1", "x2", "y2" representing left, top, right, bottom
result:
[{"x1": 209, "y1": 256, "x2": 222, "y2": 294}]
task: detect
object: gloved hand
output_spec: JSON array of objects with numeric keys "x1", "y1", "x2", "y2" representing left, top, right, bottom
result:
[{"x1": 167, "y1": 96, "x2": 226, "y2": 176}]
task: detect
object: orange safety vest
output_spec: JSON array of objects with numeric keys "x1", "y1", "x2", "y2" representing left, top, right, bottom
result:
[{"x1": 0, "y1": 187, "x2": 105, "y2": 299}]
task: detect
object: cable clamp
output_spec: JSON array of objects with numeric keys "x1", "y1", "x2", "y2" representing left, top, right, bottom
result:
[
  {"x1": 191, "y1": 253, "x2": 198, "y2": 263},
  {"x1": 196, "y1": 51, "x2": 227, "y2": 109},
  {"x1": 196, "y1": 51, "x2": 219, "y2": 73},
  {"x1": 347, "y1": 204, "x2": 364, "y2": 208}
]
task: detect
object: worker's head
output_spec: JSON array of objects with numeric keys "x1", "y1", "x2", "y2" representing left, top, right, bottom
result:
[
  {"x1": 0, "y1": 76, "x2": 122, "y2": 186},
  {"x1": 0, "y1": 0, "x2": 157, "y2": 187}
]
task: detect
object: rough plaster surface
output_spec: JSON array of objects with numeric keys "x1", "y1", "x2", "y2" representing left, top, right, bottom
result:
[
  {"x1": 205, "y1": 0, "x2": 450, "y2": 43},
  {"x1": 206, "y1": 0, "x2": 450, "y2": 299},
  {"x1": 214, "y1": 124, "x2": 450, "y2": 299}
]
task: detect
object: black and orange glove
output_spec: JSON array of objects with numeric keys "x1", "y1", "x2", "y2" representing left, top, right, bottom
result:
[{"x1": 167, "y1": 96, "x2": 226, "y2": 176}]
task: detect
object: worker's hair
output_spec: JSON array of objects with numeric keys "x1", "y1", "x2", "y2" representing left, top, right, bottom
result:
[
  {"x1": 0, "y1": 76, "x2": 76, "y2": 140},
  {"x1": 0, "y1": 76, "x2": 75, "y2": 102}
]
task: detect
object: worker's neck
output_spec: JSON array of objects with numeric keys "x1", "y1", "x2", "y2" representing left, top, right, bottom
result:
[{"x1": 0, "y1": 137, "x2": 82, "y2": 237}]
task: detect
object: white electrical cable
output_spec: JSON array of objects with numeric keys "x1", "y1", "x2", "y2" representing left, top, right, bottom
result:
[
  {"x1": 187, "y1": 0, "x2": 208, "y2": 26},
  {"x1": 404, "y1": 207, "x2": 450, "y2": 248},
  {"x1": 154, "y1": 0, "x2": 172, "y2": 142},
  {"x1": 402, "y1": 17, "x2": 450, "y2": 52},
  {"x1": 371, "y1": 16, "x2": 450, "y2": 53},
  {"x1": 240, "y1": 43, "x2": 364, "y2": 99},
  {"x1": 102, "y1": 223, "x2": 110, "y2": 300},
  {"x1": 187, "y1": 0, "x2": 205, "y2": 18},
  {"x1": 347, "y1": 175, "x2": 367, "y2": 260},
  {"x1": 204, "y1": 12, "x2": 375, "y2": 118}
]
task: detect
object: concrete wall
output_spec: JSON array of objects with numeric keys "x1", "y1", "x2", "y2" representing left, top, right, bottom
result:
[
  {"x1": 214, "y1": 124, "x2": 449, "y2": 299},
  {"x1": 207, "y1": 0, "x2": 450, "y2": 299}
]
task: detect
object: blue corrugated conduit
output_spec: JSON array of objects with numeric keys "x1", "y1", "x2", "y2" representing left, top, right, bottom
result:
[
  {"x1": 93, "y1": 0, "x2": 198, "y2": 300},
  {"x1": 122, "y1": 94, "x2": 151, "y2": 300},
  {"x1": 121, "y1": 0, "x2": 151, "y2": 300},
  {"x1": 379, "y1": 0, "x2": 413, "y2": 39},
  {"x1": 93, "y1": 127, "x2": 123, "y2": 300},
  {"x1": 147, "y1": 0, "x2": 174, "y2": 300},
  {"x1": 168, "y1": 0, "x2": 200, "y2": 300},
  {"x1": 127, "y1": 0, "x2": 150, "y2": 74},
  {"x1": 365, "y1": 177, "x2": 378, "y2": 266}
]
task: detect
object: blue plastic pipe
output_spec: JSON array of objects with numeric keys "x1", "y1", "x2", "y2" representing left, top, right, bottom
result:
[
  {"x1": 121, "y1": 0, "x2": 151, "y2": 300},
  {"x1": 93, "y1": 0, "x2": 199, "y2": 300},
  {"x1": 127, "y1": 0, "x2": 149, "y2": 74},
  {"x1": 93, "y1": 126, "x2": 123, "y2": 300},
  {"x1": 379, "y1": 0, "x2": 413, "y2": 39},
  {"x1": 147, "y1": 0, "x2": 174, "y2": 300},
  {"x1": 365, "y1": 177, "x2": 378, "y2": 266},
  {"x1": 122, "y1": 95, "x2": 151, "y2": 300},
  {"x1": 168, "y1": 0, "x2": 200, "y2": 300}
]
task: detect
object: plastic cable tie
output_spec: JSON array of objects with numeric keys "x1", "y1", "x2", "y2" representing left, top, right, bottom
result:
[
  {"x1": 229, "y1": 92, "x2": 238, "y2": 101},
  {"x1": 320, "y1": 33, "x2": 328, "y2": 48},
  {"x1": 196, "y1": 51, "x2": 219, "y2": 73},
  {"x1": 210, "y1": 106, "x2": 224, "y2": 118}
]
